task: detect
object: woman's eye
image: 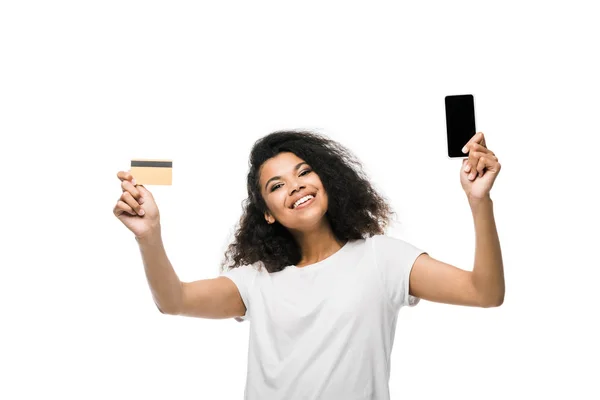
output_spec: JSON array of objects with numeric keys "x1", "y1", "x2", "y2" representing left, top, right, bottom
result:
[{"x1": 271, "y1": 170, "x2": 311, "y2": 192}]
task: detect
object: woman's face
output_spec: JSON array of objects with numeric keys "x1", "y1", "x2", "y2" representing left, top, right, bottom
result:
[{"x1": 259, "y1": 151, "x2": 329, "y2": 231}]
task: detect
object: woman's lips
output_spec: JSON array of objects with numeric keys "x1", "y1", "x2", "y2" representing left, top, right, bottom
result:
[{"x1": 293, "y1": 195, "x2": 315, "y2": 210}]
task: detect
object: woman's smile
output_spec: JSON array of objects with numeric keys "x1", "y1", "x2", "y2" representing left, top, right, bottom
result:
[{"x1": 293, "y1": 195, "x2": 316, "y2": 210}]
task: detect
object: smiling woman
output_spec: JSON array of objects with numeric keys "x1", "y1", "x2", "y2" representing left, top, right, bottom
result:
[
  {"x1": 113, "y1": 128, "x2": 504, "y2": 400},
  {"x1": 220, "y1": 129, "x2": 396, "y2": 274}
]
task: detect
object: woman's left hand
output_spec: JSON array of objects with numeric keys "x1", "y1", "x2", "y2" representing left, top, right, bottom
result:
[{"x1": 460, "y1": 132, "x2": 501, "y2": 200}]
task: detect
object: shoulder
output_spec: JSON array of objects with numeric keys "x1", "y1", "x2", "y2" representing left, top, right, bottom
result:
[
  {"x1": 369, "y1": 233, "x2": 427, "y2": 264},
  {"x1": 368, "y1": 233, "x2": 416, "y2": 248},
  {"x1": 220, "y1": 260, "x2": 264, "y2": 280}
]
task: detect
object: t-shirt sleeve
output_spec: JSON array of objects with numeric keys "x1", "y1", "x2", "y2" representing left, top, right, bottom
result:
[
  {"x1": 219, "y1": 263, "x2": 259, "y2": 322},
  {"x1": 371, "y1": 234, "x2": 428, "y2": 312}
]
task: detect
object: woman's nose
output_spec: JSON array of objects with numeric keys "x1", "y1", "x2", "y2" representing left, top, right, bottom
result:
[{"x1": 290, "y1": 182, "x2": 304, "y2": 194}]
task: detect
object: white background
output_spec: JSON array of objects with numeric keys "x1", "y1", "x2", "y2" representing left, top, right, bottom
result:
[{"x1": 1, "y1": 1, "x2": 598, "y2": 399}]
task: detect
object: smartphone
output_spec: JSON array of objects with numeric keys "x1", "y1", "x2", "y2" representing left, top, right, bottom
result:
[{"x1": 445, "y1": 94, "x2": 476, "y2": 158}]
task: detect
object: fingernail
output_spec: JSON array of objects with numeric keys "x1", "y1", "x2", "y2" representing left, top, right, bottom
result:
[
  {"x1": 139, "y1": 209, "x2": 145, "y2": 216},
  {"x1": 139, "y1": 197, "x2": 144, "y2": 204},
  {"x1": 462, "y1": 146, "x2": 467, "y2": 153},
  {"x1": 132, "y1": 178, "x2": 136, "y2": 186},
  {"x1": 464, "y1": 164, "x2": 471, "y2": 172}
]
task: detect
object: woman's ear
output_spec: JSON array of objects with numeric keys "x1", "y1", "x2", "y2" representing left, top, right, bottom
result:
[{"x1": 264, "y1": 212, "x2": 274, "y2": 224}]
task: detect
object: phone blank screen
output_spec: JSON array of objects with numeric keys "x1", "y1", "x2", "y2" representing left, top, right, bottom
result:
[{"x1": 445, "y1": 94, "x2": 476, "y2": 158}]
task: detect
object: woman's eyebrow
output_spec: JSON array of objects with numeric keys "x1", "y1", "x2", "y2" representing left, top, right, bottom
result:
[{"x1": 264, "y1": 162, "x2": 309, "y2": 190}]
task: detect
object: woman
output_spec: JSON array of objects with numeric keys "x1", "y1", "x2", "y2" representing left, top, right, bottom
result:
[{"x1": 113, "y1": 129, "x2": 504, "y2": 400}]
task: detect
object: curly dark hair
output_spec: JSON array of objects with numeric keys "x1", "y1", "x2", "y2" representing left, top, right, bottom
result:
[{"x1": 219, "y1": 129, "x2": 397, "y2": 274}]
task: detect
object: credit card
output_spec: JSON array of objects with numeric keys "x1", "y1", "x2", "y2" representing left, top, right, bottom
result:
[{"x1": 130, "y1": 159, "x2": 173, "y2": 185}]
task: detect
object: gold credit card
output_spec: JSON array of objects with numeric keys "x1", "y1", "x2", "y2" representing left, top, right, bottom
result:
[{"x1": 130, "y1": 159, "x2": 173, "y2": 185}]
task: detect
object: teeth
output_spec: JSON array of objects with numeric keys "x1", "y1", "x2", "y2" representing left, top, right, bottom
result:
[{"x1": 293, "y1": 195, "x2": 314, "y2": 208}]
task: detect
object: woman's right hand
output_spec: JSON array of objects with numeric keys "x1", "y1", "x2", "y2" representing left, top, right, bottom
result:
[{"x1": 113, "y1": 171, "x2": 161, "y2": 239}]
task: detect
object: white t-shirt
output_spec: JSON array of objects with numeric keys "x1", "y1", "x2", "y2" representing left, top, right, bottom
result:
[{"x1": 219, "y1": 234, "x2": 427, "y2": 400}]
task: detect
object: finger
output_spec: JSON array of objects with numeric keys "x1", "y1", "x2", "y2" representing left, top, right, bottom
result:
[
  {"x1": 466, "y1": 151, "x2": 486, "y2": 179},
  {"x1": 116, "y1": 170, "x2": 136, "y2": 186},
  {"x1": 471, "y1": 154, "x2": 497, "y2": 179},
  {"x1": 463, "y1": 144, "x2": 491, "y2": 173},
  {"x1": 474, "y1": 131, "x2": 486, "y2": 147},
  {"x1": 121, "y1": 179, "x2": 143, "y2": 204},
  {"x1": 466, "y1": 150, "x2": 485, "y2": 177},
  {"x1": 468, "y1": 143, "x2": 494, "y2": 156},
  {"x1": 137, "y1": 185, "x2": 150, "y2": 196},
  {"x1": 121, "y1": 191, "x2": 145, "y2": 215},
  {"x1": 475, "y1": 156, "x2": 488, "y2": 178},
  {"x1": 462, "y1": 132, "x2": 486, "y2": 153},
  {"x1": 478, "y1": 132, "x2": 486, "y2": 147},
  {"x1": 463, "y1": 158, "x2": 472, "y2": 173},
  {"x1": 113, "y1": 200, "x2": 137, "y2": 217},
  {"x1": 116, "y1": 170, "x2": 132, "y2": 181}
]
